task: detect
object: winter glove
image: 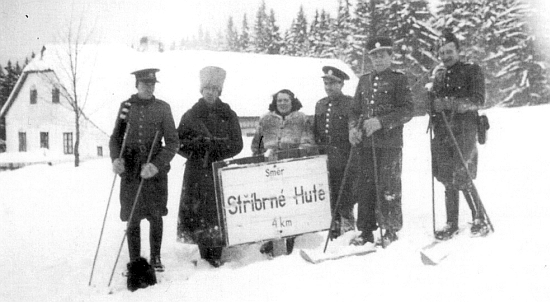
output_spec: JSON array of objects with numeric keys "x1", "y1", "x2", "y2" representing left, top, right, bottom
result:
[
  {"x1": 112, "y1": 158, "x2": 125, "y2": 174},
  {"x1": 140, "y1": 163, "x2": 159, "y2": 179},
  {"x1": 349, "y1": 127, "x2": 362, "y2": 146},
  {"x1": 264, "y1": 149, "x2": 277, "y2": 162},
  {"x1": 363, "y1": 118, "x2": 382, "y2": 137}
]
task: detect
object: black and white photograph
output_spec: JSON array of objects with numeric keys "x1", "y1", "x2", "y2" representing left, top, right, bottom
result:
[{"x1": 1, "y1": 0, "x2": 549, "y2": 301}]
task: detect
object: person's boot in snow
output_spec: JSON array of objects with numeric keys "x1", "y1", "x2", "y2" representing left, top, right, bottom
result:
[
  {"x1": 435, "y1": 222, "x2": 459, "y2": 240},
  {"x1": 470, "y1": 219, "x2": 489, "y2": 236},
  {"x1": 150, "y1": 255, "x2": 165, "y2": 272},
  {"x1": 350, "y1": 231, "x2": 374, "y2": 246}
]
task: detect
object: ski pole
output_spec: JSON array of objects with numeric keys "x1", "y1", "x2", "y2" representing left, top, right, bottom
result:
[
  {"x1": 88, "y1": 123, "x2": 131, "y2": 286},
  {"x1": 429, "y1": 121, "x2": 436, "y2": 235},
  {"x1": 108, "y1": 131, "x2": 160, "y2": 287},
  {"x1": 323, "y1": 146, "x2": 357, "y2": 253},
  {"x1": 440, "y1": 112, "x2": 494, "y2": 232},
  {"x1": 371, "y1": 138, "x2": 385, "y2": 249}
]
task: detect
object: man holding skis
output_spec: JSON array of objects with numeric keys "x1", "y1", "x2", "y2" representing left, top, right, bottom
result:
[
  {"x1": 110, "y1": 68, "x2": 179, "y2": 275},
  {"x1": 428, "y1": 29, "x2": 489, "y2": 240},
  {"x1": 348, "y1": 37, "x2": 413, "y2": 246}
]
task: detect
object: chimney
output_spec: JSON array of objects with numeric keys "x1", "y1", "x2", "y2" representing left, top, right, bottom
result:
[{"x1": 40, "y1": 46, "x2": 46, "y2": 60}]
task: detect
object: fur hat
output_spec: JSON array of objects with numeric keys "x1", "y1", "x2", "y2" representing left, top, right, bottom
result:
[{"x1": 200, "y1": 66, "x2": 226, "y2": 92}]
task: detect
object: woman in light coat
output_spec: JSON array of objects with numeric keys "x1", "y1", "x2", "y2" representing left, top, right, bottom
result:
[{"x1": 251, "y1": 89, "x2": 314, "y2": 159}]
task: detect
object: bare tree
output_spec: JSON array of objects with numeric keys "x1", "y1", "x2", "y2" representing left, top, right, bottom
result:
[{"x1": 39, "y1": 16, "x2": 97, "y2": 167}]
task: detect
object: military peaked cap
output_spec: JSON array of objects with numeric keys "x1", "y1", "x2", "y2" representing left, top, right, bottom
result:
[
  {"x1": 438, "y1": 29, "x2": 460, "y2": 50},
  {"x1": 366, "y1": 37, "x2": 393, "y2": 54},
  {"x1": 131, "y1": 68, "x2": 159, "y2": 83},
  {"x1": 322, "y1": 66, "x2": 350, "y2": 82}
]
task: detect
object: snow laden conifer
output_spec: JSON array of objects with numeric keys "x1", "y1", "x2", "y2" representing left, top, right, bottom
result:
[
  {"x1": 238, "y1": 14, "x2": 252, "y2": 52},
  {"x1": 226, "y1": 16, "x2": 240, "y2": 52},
  {"x1": 282, "y1": 6, "x2": 310, "y2": 57},
  {"x1": 435, "y1": 0, "x2": 548, "y2": 107},
  {"x1": 308, "y1": 10, "x2": 333, "y2": 58},
  {"x1": 325, "y1": 0, "x2": 354, "y2": 64},
  {"x1": 253, "y1": 1, "x2": 282, "y2": 54}
]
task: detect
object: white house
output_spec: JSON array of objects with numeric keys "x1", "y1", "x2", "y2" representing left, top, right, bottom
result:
[{"x1": 0, "y1": 45, "x2": 358, "y2": 166}]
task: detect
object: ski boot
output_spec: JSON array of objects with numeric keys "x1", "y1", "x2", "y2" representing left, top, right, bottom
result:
[
  {"x1": 350, "y1": 231, "x2": 374, "y2": 246},
  {"x1": 470, "y1": 219, "x2": 489, "y2": 237},
  {"x1": 378, "y1": 229, "x2": 398, "y2": 246},
  {"x1": 150, "y1": 255, "x2": 165, "y2": 272},
  {"x1": 435, "y1": 223, "x2": 459, "y2": 241}
]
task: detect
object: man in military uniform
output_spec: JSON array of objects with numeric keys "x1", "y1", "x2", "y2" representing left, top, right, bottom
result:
[
  {"x1": 348, "y1": 37, "x2": 414, "y2": 245},
  {"x1": 110, "y1": 68, "x2": 179, "y2": 272},
  {"x1": 313, "y1": 66, "x2": 355, "y2": 238},
  {"x1": 428, "y1": 30, "x2": 488, "y2": 240}
]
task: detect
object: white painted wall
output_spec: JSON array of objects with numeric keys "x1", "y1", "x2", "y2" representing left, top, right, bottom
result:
[{"x1": 4, "y1": 71, "x2": 109, "y2": 158}]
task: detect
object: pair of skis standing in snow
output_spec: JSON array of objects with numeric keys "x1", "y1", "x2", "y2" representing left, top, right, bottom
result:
[{"x1": 312, "y1": 33, "x2": 494, "y2": 263}]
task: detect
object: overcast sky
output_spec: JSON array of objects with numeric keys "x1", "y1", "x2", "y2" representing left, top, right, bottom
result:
[
  {"x1": 1, "y1": 0, "x2": 549, "y2": 64},
  {"x1": 0, "y1": 0, "x2": 340, "y2": 63}
]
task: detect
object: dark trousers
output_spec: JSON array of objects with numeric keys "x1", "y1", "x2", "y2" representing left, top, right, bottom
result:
[
  {"x1": 445, "y1": 186, "x2": 483, "y2": 227},
  {"x1": 329, "y1": 165, "x2": 355, "y2": 220},
  {"x1": 355, "y1": 147, "x2": 403, "y2": 233},
  {"x1": 127, "y1": 215, "x2": 163, "y2": 261}
]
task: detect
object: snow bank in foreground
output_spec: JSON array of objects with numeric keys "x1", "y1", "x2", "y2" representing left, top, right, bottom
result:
[{"x1": 0, "y1": 105, "x2": 549, "y2": 302}]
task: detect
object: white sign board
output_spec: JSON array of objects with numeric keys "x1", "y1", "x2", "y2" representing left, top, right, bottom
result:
[{"x1": 217, "y1": 155, "x2": 332, "y2": 246}]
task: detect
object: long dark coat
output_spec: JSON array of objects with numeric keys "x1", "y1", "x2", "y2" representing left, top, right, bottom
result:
[
  {"x1": 177, "y1": 98, "x2": 243, "y2": 246},
  {"x1": 429, "y1": 61, "x2": 485, "y2": 190},
  {"x1": 109, "y1": 94, "x2": 179, "y2": 222}
]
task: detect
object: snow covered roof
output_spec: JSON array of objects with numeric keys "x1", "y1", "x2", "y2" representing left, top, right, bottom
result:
[{"x1": 1, "y1": 45, "x2": 359, "y2": 133}]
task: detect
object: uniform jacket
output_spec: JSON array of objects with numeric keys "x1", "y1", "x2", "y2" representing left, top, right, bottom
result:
[
  {"x1": 251, "y1": 110, "x2": 314, "y2": 156},
  {"x1": 109, "y1": 94, "x2": 179, "y2": 221},
  {"x1": 177, "y1": 98, "x2": 243, "y2": 246},
  {"x1": 429, "y1": 61, "x2": 485, "y2": 188},
  {"x1": 430, "y1": 61, "x2": 485, "y2": 138},
  {"x1": 350, "y1": 68, "x2": 414, "y2": 148},
  {"x1": 313, "y1": 93, "x2": 353, "y2": 170}
]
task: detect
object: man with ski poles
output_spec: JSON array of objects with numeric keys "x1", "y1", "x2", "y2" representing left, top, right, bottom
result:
[
  {"x1": 313, "y1": 66, "x2": 356, "y2": 239},
  {"x1": 110, "y1": 68, "x2": 179, "y2": 279},
  {"x1": 427, "y1": 29, "x2": 491, "y2": 240},
  {"x1": 348, "y1": 37, "x2": 414, "y2": 246}
]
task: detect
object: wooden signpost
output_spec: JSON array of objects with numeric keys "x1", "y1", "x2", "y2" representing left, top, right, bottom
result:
[{"x1": 213, "y1": 155, "x2": 332, "y2": 247}]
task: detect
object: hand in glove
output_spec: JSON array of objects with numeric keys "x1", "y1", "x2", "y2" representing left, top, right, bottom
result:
[
  {"x1": 264, "y1": 148, "x2": 277, "y2": 162},
  {"x1": 349, "y1": 127, "x2": 363, "y2": 146},
  {"x1": 112, "y1": 158, "x2": 125, "y2": 174},
  {"x1": 140, "y1": 163, "x2": 159, "y2": 179},
  {"x1": 363, "y1": 118, "x2": 382, "y2": 137}
]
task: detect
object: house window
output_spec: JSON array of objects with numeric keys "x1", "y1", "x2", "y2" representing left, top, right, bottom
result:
[
  {"x1": 97, "y1": 146, "x2": 103, "y2": 157},
  {"x1": 40, "y1": 132, "x2": 49, "y2": 149},
  {"x1": 30, "y1": 86, "x2": 37, "y2": 104},
  {"x1": 63, "y1": 132, "x2": 73, "y2": 154},
  {"x1": 18, "y1": 132, "x2": 27, "y2": 152},
  {"x1": 52, "y1": 88, "x2": 60, "y2": 104}
]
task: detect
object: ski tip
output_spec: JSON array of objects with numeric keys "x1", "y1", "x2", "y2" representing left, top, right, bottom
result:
[
  {"x1": 299, "y1": 249, "x2": 316, "y2": 264},
  {"x1": 420, "y1": 251, "x2": 438, "y2": 266}
]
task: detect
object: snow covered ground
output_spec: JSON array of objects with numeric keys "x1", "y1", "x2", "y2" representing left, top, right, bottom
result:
[{"x1": 1, "y1": 104, "x2": 549, "y2": 302}]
